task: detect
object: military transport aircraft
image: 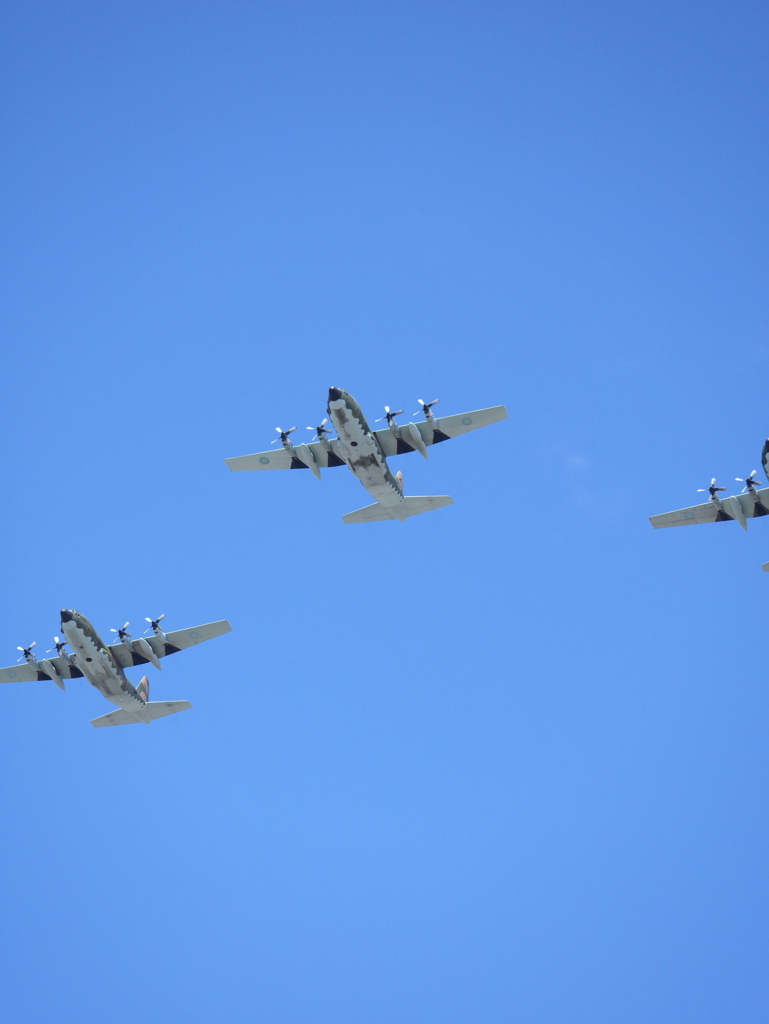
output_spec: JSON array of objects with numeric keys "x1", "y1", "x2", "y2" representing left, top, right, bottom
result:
[
  {"x1": 0, "y1": 610, "x2": 232, "y2": 727},
  {"x1": 225, "y1": 386, "x2": 508, "y2": 523},
  {"x1": 649, "y1": 437, "x2": 769, "y2": 571}
]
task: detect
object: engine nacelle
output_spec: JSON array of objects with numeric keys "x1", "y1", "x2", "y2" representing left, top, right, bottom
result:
[
  {"x1": 294, "y1": 443, "x2": 322, "y2": 480},
  {"x1": 133, "y1": 636, "x2": 162, "y2": 671},
  {"x1": 38, "y1": 659, "x2": 66, "y2": 691},
  {"x1": 401, "y1": 422, "x2": 428, "y2": 459},
  {"x1": 722, "y1": 495, "x2": 748, "y2": 531}
]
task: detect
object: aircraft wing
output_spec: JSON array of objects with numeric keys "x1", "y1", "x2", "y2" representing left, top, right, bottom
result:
[
  {"x1": 649, "y1": 488, "x2": 769, "y2": 529},
  {"x1": 109, "y1": 619, "x2": 232, "y2": 669},
  {"x1": 0, "y1": 654, "x2": 85, "y2": 684},
  {"x1": 374, "y1": 405, "x2": 508, "y2": 457},
  {"x1": 225, "y1": 440, "x2": 347, "y2": 472}
]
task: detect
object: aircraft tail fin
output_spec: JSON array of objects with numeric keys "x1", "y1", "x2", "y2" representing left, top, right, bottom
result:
[
  {"x1": 91, "y1": 700, "x2": 192, "y2": 728},
  {"x1": 342, "y1": 495, "x2": 453, "y2": 524},
  {"x1": 136, "y1": 675, "x2": 150, "y2": 702}
]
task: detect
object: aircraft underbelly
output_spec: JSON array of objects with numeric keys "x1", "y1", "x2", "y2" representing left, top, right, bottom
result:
[
  {"x1": 329, "y1": 394, "x2": 405, "y2": 507},
  {"x1": 61, "y1": 622, "x2": 130, "y2": 701}
]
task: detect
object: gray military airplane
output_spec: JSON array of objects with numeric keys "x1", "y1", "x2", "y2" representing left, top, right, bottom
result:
[
  {"x1": 0, "y1": 609, "x2": 232, "y2": 726},
  {"x1": 649, "y1": 438, "x2": 769, "y2": 570},
  {"x1": 225, "y1": 386, "x2": 508, "y2": 523}
]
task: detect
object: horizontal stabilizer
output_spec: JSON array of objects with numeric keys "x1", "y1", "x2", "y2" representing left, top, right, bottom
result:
[
  {"x1": 91, "y1": 701, "x2": 192, "y2": 728},
  {"x1": 343, "y1": 495, "x2": 453, "y2": 524}
]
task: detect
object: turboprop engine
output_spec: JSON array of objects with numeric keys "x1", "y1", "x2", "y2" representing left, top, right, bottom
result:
[
  {"x1": 273, "y1": 425, "x2": 321, "y2": 478},
  {"x1": 375, "y1": 406, "x2": 404, "y2": 434},
  {"x1": 17, "y1": 640, "x2": 66, "y2": 690},
  {"x1": 144, "y1": 614, "x2": 167, "y2": 643},
  {"x1": 415, "y1": 398, "x2": 440, "y2": 422},
  {"x1": 306, "y1": 418, "x2": 333, "y2": 445},
  {"x1": 272, "y1": 426, "x2": 297, "y2": 452},
  {"x1": 736, "y1": 470, "x2": 763, "y2": 493}
]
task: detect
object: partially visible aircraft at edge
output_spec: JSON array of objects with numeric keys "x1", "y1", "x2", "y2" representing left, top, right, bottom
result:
[
  {"x1": 225, "y1": 387, "x2": 508, "y2": 523},
  {"x1": 0, "y1": 610, "x2": 231, "y2": 727},
  {"x1": 649, "y1": 437, "x2": 769, "y2": 571}
]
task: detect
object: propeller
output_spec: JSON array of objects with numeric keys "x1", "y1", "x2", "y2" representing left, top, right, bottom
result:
[
  {"x1": 414, "y1": 398, "x2": 440, "y2": 416},
  {"x1": 110, "y1": 621, "x2": 132, "y2": 642},
  {"x1": 697, "y1": 478, "x2": 726, "y2": 500},
  {"x1": 16, "y1": 641, "x2": 36, "y2": 662},
  {"x1": 736, "y1": 470, "x2": 763, "y2": 493},
  {"x1": 306, "y1": 418, "x2": 333, "y2": 442},
  {"x1": 144, "y1": 614, "x2": 166, "y2": 634},
  {"x1": 375, "y1": 406, "x2": 404, "y2": 425},
  {"x1": 46, "y1": 636, "x2": 69, "y2": 656},
  {"x1": 271, "y1": 427, "x2": 297, "y2": 444}
]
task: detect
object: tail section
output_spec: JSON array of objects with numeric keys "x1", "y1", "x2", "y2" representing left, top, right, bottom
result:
[
  {"x1": 342, "y1": 495, "x2": 453, "y2": 524},
  {"x1": 91, "y1": 700, "x2": 192, "y2": 728},
  {"x1": 136, "y1": 675, "x2": 150, "y2": 702}
]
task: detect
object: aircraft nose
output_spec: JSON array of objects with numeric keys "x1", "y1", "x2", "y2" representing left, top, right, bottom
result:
[
  {"x1": 60, "y1": 609, "x2": 74, "y2": 623},
  {"x1": 328, "y1": 387, "x2": 343, "y2": 402}
]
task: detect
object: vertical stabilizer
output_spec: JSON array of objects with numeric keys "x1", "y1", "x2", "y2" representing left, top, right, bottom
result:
[{"x1": 136, "y1": 675, "x2": 150, "y2": 702}]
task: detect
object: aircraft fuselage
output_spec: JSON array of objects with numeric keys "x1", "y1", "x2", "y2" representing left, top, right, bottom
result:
[
  {"x1": 327, "y1": 387, "x2": 409, "y2": 518},
  {"x1": 59, "y1": 609, "x2": 146, "y2": 713}
]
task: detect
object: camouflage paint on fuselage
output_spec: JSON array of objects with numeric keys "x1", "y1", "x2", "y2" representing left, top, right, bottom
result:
[
  {"x1": 59, "y1": 609, "x2": 146, "y2": 712},
  {"x1": 327, "y1": 387, "x2": 406, "y2": 512}
]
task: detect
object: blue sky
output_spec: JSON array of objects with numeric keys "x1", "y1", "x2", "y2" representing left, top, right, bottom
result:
[{"x1": 1, "y1": 2, "x2": 768, "y2": 1021}]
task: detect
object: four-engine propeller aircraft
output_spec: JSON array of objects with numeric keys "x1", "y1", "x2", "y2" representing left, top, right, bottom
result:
[
  {"x1": 226, "y1": 387, "x2": 508, "y2": 523},
  {"x1": 0, "y1": 610, "x2": 232, "y2": 727},
  {"x1": 649, "y1": 438, "x2": 769, "y2": 571}
]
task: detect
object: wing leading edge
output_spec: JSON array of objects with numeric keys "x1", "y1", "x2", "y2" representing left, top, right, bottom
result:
[
  {"x1": 0, "y1": 620, "x2": 232, "y2": 682},
  {"x1": 649, "y1": 488, "x2": 769, "y2": 529},
  {"x1": 108, "y1": 619, "x2": 232, "y2": 669},
  {"x1": 373, "y1": 405, "x2": 508, "y2": 458},
  {"x1": 0, "y1": 657, "x2": 85, "y2": 684},
  {"x1": 225, "y1": 405, "x2": 508, "y2": 471}
]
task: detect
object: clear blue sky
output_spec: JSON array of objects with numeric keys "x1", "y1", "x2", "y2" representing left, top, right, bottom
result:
[{"x1": 1, "y1": 2, "x2": 768, "y2": 1021}]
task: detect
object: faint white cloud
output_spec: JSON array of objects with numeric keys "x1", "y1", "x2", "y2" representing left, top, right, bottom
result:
[{"x1": 567, "y1": 455, "x2": 590, "y2": 473}]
